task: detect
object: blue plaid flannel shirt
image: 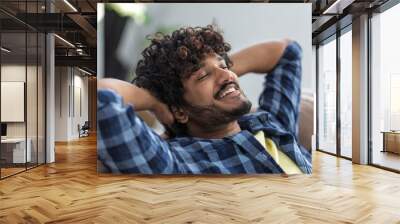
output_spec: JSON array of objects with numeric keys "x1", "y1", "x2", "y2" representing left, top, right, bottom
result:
[{"x1": 97, "y1": 41, "x2": 312, "y2": 174}]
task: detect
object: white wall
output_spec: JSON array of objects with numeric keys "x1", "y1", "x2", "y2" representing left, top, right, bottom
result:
[
  {"x1": 54, "y1": 67, "x2": 89, "y2": 141},
  {"x1": 116, "y1": 3, "x2": 312, "y2": 107}
]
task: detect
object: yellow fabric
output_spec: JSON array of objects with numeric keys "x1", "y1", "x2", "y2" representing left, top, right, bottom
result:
[{"x1": 254, "y1": 131, "x2": 302, "y2": 174}]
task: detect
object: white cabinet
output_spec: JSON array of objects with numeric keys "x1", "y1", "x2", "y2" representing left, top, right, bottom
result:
[{"x1": 1, "y1": 138, "x2": 32, "y2": 163}]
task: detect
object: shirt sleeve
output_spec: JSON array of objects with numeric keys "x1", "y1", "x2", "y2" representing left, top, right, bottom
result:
[
  {"x1": 258, "y1": 41, "x2": 302, "y2": 137},
  {"x1": 97, "y1": 89, "x2": 178, "y2": 174}
]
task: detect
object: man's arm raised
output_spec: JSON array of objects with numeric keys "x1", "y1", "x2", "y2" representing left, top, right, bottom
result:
[
  {"x1": 229, "y1": 39, "x2": 290, "y2": 77},
  {"x1": 97, "y1": 78, "x2": 178, "y2": 174},
  {"x1": 98, "y1": 78, "x2": 174, "y2": 125}
]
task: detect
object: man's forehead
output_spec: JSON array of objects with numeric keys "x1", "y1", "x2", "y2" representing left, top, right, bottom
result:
[{"x1": 199, "y1": 53, "x2": 225, "y2": 67}]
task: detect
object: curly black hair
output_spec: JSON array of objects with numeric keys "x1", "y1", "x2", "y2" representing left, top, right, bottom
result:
[{"x1": 134, "y1": 25, "x2": 233, "y2": 109}]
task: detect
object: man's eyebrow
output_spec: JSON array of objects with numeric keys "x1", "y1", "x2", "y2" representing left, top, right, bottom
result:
[{"x1": 196, "y1": 55, "x2": 226, "y2": 71}]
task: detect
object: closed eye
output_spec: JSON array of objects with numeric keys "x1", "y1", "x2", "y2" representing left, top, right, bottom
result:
[
  {"x1": 196, "y1": 62, "x2": 228, "y2": 81},
  {"x1": 197, "y1": 73, "x2": 209, "y2": 81}
]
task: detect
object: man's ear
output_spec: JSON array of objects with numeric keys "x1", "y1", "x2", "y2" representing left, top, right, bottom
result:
[{"x1": 171, "y1": 106, "x2": 189, "y2": 124}]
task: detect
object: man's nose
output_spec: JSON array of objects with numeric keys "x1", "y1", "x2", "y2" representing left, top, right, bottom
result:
[{"x1": 216, "y1": 67, "x2": 235, "y2": 85}]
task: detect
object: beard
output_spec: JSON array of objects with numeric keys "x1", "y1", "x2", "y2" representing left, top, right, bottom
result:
[
  {"x1": 166, "y1": 82, "x2": 252, "y2": 137},
  {"x1": 184, "y1": 95, "x2": 252, "y2": 131}
]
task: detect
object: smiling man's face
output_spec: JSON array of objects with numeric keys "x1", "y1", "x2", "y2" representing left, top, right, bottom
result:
[{"x1": 180, "y1": 53, "x2": 252, "y2": 129}]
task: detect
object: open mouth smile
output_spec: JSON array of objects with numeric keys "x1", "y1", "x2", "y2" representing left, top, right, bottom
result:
[{"x1": 215, "y1": 82, "x2": 241, "y2": 100}]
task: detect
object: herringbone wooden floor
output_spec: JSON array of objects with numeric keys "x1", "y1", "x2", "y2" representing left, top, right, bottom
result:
[{"x1": 1, "y1": 134, "x2": 400, "y2": 224}]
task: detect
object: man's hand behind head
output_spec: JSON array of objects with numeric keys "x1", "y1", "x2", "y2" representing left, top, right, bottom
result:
[
  {"x1": 150, "y1": 99, "x2": 175, "y2": 127},
  {"x1": 98, "y1": 78, "x2": 175, "y2": 133}
]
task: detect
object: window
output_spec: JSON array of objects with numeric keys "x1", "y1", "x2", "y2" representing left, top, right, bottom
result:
[
  {"x1": 370, "y1": 3, "x2": 400, "y2": 171},
  {"x1": 317, "y1": 37, "x2": 337, "y2": 154},
  {"x1": 339, "y1": 29, "x2": 352, "y2": 158}
]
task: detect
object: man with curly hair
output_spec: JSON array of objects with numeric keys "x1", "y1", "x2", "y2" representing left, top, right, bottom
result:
[{"x1": 98, "y1": 25, "x2": 312, "y2": 174}]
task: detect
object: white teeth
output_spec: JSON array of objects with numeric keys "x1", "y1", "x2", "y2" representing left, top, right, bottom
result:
[{"x1": 220, "y1": 87, "x2": 236, "y2": 98}]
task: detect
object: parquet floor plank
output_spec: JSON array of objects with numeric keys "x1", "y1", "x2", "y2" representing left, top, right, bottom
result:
[{"x1": 0, "y1": 134, "x2": 400, "y2": 223}]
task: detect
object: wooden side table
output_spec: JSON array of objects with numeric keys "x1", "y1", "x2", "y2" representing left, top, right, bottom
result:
[{"x1": 381, "y1": 131, "x2": 400, "y2": 154}]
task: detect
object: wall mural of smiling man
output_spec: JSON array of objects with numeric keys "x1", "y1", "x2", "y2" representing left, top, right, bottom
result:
[{"x1": 97, "y1": 24, "x2": 312, "y2": 174}]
